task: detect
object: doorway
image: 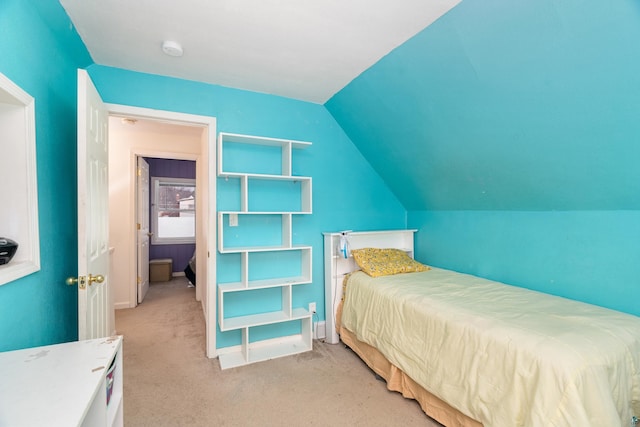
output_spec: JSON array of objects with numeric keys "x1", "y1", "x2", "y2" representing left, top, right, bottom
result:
[
  {"x1": 106, "y1": 104, "x2": 217, "y2": 358},
  {"x1": 142, "y1": 159, "x2": 198, "y2": 303}
]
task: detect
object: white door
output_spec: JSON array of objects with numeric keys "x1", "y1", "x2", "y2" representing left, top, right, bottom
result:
[
  {"x1": 77, "y1": 69, "x2": 110, "y2": 340},
  {"x1": 137, "y1": 156, "x2": 150, "y2": 303}
]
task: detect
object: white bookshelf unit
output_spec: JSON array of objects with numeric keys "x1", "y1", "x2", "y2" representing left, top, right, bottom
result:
[
  {"x1": 323, "y1": 230, "x2": 417, "y2": 344},
  {"x1": 0, "y1": 336, "x2": 123, "y2": 427},
  {"x1": 217, "y1": 132, "x2": 313, "y2": 369}
]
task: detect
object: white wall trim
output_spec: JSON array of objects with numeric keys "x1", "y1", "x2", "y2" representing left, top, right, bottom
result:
[
  {"x1": 314, "y1": 320, "x2": 326, "y2": 341},
  {"x1": 114, "y1": 302, "x2": 130, "y2": 310}
]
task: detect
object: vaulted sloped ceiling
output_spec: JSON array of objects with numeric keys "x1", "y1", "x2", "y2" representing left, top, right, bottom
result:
[
  {"x1": 59, "y1": 0, "x2": 461, "y2": 104},
  {"x1": 326, "y1": 0, "x2": 640, "y2": 211}
]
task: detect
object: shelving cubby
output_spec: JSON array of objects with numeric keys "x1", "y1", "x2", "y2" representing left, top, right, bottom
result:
[{"x1": 217, "y1": 132, "x2": 313, "y2": 369}]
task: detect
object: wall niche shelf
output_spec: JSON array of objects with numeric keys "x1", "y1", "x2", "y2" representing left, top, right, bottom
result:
[
  {"x1": 0, "y1": 72, "x2": 40, "y2": 286},
  {"x1": 217, "y1": 132, "x2": 313, "y2": 369}
]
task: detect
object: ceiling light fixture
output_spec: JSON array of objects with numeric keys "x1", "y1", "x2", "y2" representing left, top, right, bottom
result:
[
  {"x1": 162, "y1": 40, "x2": 183, "y2": 57},
  {"x1": 121, "y1": 118, "x2": 137, "y2": 125}
]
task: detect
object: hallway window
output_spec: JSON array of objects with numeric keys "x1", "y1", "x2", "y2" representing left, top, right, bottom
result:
[{"x1": 151, "y1": 177, "x2": 196, "y2": 244}]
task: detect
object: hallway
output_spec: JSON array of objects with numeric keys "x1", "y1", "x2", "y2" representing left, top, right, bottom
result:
[{"x1": 115, "y1": 277, "x2": 214, "y2": 425}]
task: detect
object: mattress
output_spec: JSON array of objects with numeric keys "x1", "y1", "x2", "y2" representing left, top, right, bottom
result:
[{"x1": 340, "y1": 268, "x2": 640, "y2": 427}]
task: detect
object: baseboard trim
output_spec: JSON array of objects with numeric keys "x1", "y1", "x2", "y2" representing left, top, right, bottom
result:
[
  {"x1": 114, "y1": 302, "x2": 130, "y2": 310},
  {"x1": 314, "y1": 321, "x2": 326, "y2": 340}
]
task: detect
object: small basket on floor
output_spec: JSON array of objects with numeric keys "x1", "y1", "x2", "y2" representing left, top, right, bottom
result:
[{"x1": 149, "y1": 258, "x2": 173, "y2": 282}]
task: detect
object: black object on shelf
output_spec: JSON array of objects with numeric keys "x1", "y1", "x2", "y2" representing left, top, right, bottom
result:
[{"x1": 0, "y1": 238, "x2": 18, "y2": 265}]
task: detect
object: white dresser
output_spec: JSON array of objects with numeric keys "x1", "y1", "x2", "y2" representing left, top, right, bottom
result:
[{"x1": 0, "y1": 336, "x2": 123, "y2": 427}]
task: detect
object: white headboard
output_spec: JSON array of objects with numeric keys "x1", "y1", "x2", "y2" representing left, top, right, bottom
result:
[{"x1": 322, "y1": 229, "x2": 417, "y2": 344}]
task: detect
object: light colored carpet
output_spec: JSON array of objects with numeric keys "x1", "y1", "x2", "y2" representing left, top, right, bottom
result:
[{"x1": 115, "y1": 277, "x2": 442, "y2": 426}]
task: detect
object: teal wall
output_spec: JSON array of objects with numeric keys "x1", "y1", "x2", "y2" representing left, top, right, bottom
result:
[
  {"x1": 327, "y1": 0, "x2": 640, "y2": 317},
  {"x1": 327, "y1": 0, "x2": 640, "y2": 211},
  {"x1": 0, "y1": 0, "x2": 92, "y2": 351},
  {"x1": 409, "y1": 211, "x2": 640, "y2": 316}
]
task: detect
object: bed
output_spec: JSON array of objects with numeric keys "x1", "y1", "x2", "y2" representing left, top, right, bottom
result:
[{"x1": 323, "y1": 230, "x2": 640, "y2": 427}]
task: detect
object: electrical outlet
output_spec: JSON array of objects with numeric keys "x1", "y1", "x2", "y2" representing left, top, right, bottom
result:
[
  {"x1": 309, "y1": 302, "x2": 316, "y2": 314},
  {"x1": 229, "y1": 213, "x2": 238, "y2": 227}
]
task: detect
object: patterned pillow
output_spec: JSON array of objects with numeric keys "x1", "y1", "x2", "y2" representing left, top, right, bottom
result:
[{"x1": 351, "y1": 248, "x2": 430, "y2": 277}]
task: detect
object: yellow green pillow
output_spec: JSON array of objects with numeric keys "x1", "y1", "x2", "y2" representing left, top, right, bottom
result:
[{"x1": 351, "y1": 248, "x2": 430, "y2": 277}]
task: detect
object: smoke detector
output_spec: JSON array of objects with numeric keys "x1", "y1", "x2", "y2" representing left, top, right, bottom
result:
[{"x1": 162, "y1": 40, "x2": 183, "y2": 57}]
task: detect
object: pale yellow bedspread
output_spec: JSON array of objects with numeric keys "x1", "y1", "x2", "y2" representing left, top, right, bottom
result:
[{"x1": 340, "y1": 268, "x2": 640, "y2": 427}]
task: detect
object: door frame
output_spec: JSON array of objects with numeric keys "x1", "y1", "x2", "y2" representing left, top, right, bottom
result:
[
  {"x1": 107, "y1": 103, "x2": 217, "y2": 358},
  {"x1": 136, "y1": 156, "x2": 150, "y2": 305}
]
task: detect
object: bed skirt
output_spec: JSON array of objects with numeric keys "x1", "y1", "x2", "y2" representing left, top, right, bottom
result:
[{"x1": 339, "y1": 325, "x2": 482, "y2": 427}]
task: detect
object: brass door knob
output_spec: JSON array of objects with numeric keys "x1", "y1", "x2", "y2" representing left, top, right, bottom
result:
[
  {"x1": 88, "y1": 274, "x2": 104, "y2": 284},
  {"x1": 66, "y1": 274, "x2": 103, "y2": 289},
  {"x1": 66, "y1": 276, "x2": 87, "y2": 289}
]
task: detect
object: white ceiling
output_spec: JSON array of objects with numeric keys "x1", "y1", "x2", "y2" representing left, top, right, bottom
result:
[{"x1": 59, "y1": 0, "x2": 460, "y2": 104}]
